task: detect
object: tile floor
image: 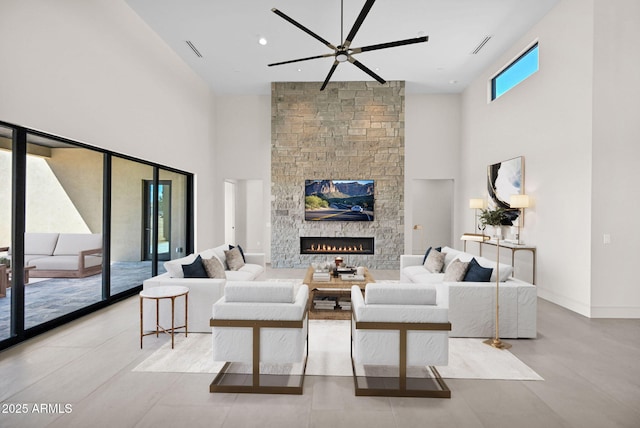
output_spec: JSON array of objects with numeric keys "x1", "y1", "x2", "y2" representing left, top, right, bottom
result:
[{"x1": 0, "y1": 267, "x2": 639, "y2": 428}]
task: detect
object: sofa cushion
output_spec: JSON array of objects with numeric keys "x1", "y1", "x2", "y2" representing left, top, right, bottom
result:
[
  {"x1": 441, "y1": 246, "x2": 464, "y2": 271},
  {"x1": 409, "y1": 271, "x2": 446, "y2": 284},
  {"x1": 182, "y1": 255, "x2": 208, "y2": 278},
  {"x1": 424, "y1": 249, "x2": 446, "y2": 273},
  {"x1": 365, "y1": 283, "x2": 437, "y2": 305},
  {"x1": 202, "y1": 256, "x2": 226, "y2": 279},
  {"x1": 53, "y1": 233, "x2": 102, "y2": 256},
  {"x1": 225, "y1": 270, "x2": 257, "y2": 281},
  {"x1": 464, "y1": 258, "x2": 493, "y2": 282},
  {"x1": 443, "y1": 259, "x2": 470, "y2": 282},
  {"x1": 224, "y1": 281, "x2": 296, "y2": 303},
  {"x1": 197, "y1": 247, "x2": 218, "y2": 260},
  {"x1": 476, "y1": 256, "x2": 513, "y2": 282},
  {"x1": 225, "y1": 247, "x2": 245, "y2": 271},
  {"x1": 24, "y1": 233, "x2": 59, "y2": 256},
  {"x1": 238, "y1": 263, "x2": 264, "y2": 276},
  {"x1": 29, "y1": 255, "x2": 102, "y2": 270},
  {"x1": 164, "y1": 254, "x2": 197, "y2": 278}
]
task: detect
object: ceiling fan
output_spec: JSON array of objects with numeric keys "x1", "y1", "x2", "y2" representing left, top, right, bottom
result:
[{"x1": 268, "y1": 0, "x2": 428, "y2": 90}]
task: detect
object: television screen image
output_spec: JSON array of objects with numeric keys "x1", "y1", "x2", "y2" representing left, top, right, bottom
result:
[{"x1": 305, "y1": 180, "x2": 374, "y2": 221}]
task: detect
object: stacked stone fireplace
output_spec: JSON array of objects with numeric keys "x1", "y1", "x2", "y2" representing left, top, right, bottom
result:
[{"x1": 271, "y1": 81, "x2": 404, "y2": 269}]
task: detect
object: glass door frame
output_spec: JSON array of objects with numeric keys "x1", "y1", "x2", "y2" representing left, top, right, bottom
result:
[{"x1": 0, "y1": 119, "x2": 194, "y2": 350}]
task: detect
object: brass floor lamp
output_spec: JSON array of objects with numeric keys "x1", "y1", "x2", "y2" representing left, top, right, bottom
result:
[{"x1": 460, "y1": 233, "x2": 511, "y2": 350}]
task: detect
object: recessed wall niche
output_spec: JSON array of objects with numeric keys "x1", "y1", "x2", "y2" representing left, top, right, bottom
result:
[{"x1": 271, "y1": 81, "x2": 404, "y2": 269}]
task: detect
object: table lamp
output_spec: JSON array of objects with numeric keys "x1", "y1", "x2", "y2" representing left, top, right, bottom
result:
[
  {"x1": 509, "y1": 194, "x2": 530, "y2": 245},
  {"x1": 469, "y1": 198, "x2": 485, "y2": 233}
]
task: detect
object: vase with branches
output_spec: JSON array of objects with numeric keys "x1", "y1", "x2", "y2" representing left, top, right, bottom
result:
[{"x1": 478, "y1": 207, "x2": 507, "y2": 238}]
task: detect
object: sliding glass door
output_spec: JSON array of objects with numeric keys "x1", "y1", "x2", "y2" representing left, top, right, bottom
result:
[
  {"x1": 0, "y1": 121, "x2": 193, "y2": 350},
  {"x1": 111, "y1": 157, "x2": 155, "y2": 295},
  {"x1": 157, "y1": 169, "x2": 188, "y2": 273},
  {"x1": 0, "y1": 126, "x2": 14, "y2": 341},
  {"x1": 23, "y1": 135, "x2": 104, "y2": 329}
]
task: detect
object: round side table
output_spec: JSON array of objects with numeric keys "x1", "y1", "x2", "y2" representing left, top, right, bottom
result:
[{"x1": 140, "y1": 285, "x2": 189, "y2": 349}]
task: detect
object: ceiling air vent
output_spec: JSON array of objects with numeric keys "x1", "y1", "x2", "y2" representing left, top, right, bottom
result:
[
  {"x1": 185, "y1": 40, "x2": 203, "y2": 58},
  {"x1": 471, "y1": 36, "x2": 492, "y2": 55}
]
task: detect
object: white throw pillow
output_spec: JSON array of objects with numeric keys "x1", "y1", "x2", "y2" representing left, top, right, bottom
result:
[
  {"x1": 475, "y1": 256, "x2": 514, "y2": 282},
  {"x1": 163, "y1": 254, "x2": 197, "y2": 278}
]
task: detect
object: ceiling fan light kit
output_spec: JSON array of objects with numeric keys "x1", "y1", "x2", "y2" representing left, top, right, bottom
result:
[{"x1": 269, "y1": 0, "x2": 429, "y2": 90}]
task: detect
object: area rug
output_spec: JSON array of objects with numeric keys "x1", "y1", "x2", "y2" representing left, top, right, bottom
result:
[{"x1": 133, "y1": 320, "x2": 543, "y2": 381}]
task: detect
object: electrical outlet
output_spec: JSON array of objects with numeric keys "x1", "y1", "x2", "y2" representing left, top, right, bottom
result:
[
  {"x1": 603, "y1": 234, "x2": 611, "y2": 245},
  {"x1": 176, "y1": 247, "x2": 184, "y2": 253}
]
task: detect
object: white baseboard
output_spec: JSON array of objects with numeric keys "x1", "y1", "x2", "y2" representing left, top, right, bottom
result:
[
  {"x1": 538, "y1": 289, "x2": 640, "y2": 319},
  {"x1": 590, "y1": 306, "x2": 640, "y2": 318},
  {"x1": 537, "y1": 288, "x2": 591, "y2": 318}
]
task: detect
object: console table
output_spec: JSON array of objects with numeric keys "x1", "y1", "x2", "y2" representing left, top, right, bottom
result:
[{"x1": 464, "y1": 239, "x2": 536, "y2": 284}]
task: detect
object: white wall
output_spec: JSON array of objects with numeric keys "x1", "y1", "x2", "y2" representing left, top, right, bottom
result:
[
  {"x1": 0, "y1": 0, "x2": 217, "y2": 250},
  {"x1": 405, "y1": 94, "x2": 461, "y2": 255},
  {"x1": 590, "y1": 0, "x2": 640, "y2": 317},
  {"x1": 213, "y1": 95, "x2": 271, "y2": 259},
  {"x1": 460, "y1": 0, "x2": 595, "y2": 316}
]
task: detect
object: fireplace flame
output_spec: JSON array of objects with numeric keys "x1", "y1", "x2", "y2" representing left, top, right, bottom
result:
[{"x1": 305, "y1": 241, "x2": 369, "y2": 253}]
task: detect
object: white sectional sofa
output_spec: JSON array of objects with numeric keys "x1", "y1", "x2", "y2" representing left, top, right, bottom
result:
[
  {"x1": 142, "y1": 244, "x2": 266, "y2": 333},
  {"x1": 6, "y1": 232, "x2": 103, "y2": 278},
  {"x1": 400, "y1": 246, "x2": 537, "y2": 339}
]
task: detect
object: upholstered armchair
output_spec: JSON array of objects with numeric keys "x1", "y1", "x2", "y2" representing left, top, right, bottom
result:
[
  {"x1": 351, "y1": 283, "x2": 451, "y2": 397},
  {"x1": 210, "y1": 281, "x2": 309, "y2": 394}
]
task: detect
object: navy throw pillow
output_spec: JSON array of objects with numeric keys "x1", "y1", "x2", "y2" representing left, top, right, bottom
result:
[
  {"x1": 182, "y1": 255, "x2": 208, "y2": 278},
  {"x1": 463, "y1": 258, "x2": 493, "y2": 282}
]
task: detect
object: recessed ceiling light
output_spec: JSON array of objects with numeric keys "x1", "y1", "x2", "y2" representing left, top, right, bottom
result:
[
  {"x1": 297, "y1": 68, "x2": 302, "y2": 72},
  {"x1": 258, "y1": 37, "x2": 268, "y2": 46}
]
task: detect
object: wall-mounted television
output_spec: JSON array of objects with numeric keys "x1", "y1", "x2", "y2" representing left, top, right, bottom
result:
[{"x1": 305, "y1": 180, "x2": 374, "y2": 221}]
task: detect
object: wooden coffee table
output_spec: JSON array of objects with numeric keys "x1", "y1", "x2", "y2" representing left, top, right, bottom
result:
[{"x1": 304, "y1": 266, "x2": 374, "y2": 320}]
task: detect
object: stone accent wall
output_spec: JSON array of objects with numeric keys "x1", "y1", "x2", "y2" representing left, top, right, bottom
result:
[{"x1": 271, "y1": 81, "x2": 404, "y2": 269}]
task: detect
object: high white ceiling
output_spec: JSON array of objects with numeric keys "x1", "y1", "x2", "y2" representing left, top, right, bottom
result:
[{"x1": 125, "y1": 0, "x2": 559, "y2": 95}]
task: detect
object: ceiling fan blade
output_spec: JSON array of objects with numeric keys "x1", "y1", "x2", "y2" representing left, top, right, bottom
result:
[
  {"x1": 343, "y1": 0, "x2": 376, "y2": 49},
  {"x1": 351, "y1": 36, "x2": 428, "y2": 54},
  {"x1": 272, "y1": 8, "x2": 337, "y2": 51},
  {"x1": 320, "y1": 60, "x2": 340, "y2": 91},
  {"x1": 268, "y1": 53, "x2": 335, "y2": 67},
  {"x1": 320, "y1": 61, "x2": 340, "y2": 91},
  {"x1": 348, "y1": 57, "x2": 385, "y2": 84}
]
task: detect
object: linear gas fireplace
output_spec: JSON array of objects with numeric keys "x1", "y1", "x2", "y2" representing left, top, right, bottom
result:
[{"x1": 300, "y1": 237, "x2": 374, "y2": 255}]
